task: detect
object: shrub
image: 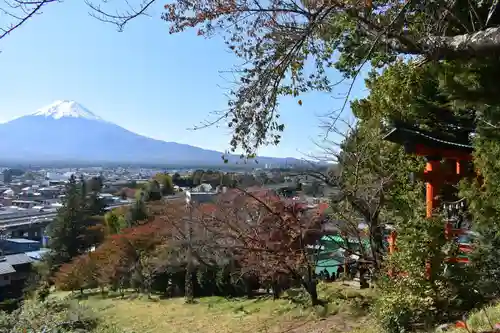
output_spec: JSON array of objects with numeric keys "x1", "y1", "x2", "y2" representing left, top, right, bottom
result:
[
  {"x1": 37, "y1": 283, "x2": 50, "y2": 302},
  {"x1": 374, "y1": 287, "x2": 436, "y2": 333},
  {"x1": 0, "y1": 297, "x2": 100, "y2": 333},
  {"x1": 0, "y1": 299, "x2": 20, "y2": 313}
]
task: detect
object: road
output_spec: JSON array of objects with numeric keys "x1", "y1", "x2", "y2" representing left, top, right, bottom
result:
[
  {"x1": 0, "y1": 195, "x2": 185, "y2": 229},
  {"x1": 0, "y1": 202, "x2": 129, "y2": 229}
]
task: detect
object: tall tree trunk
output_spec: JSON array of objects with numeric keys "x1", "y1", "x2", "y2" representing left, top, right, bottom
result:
[
  {"x1": 271, "y1": 280, "x2": 281, "y2": 300},
  {"x1": 368, "y1": 214, "x2": 384, "y2": 277},
  {"x1": 245, "y1": 280, "x2": 254, "y2": 299},
  {"x1": 302, "y1": 280, "x2": 320, "y2": 306},
  {"x1": 303, "y1": 265, "x2": 321, "y2": 306},
  {"x1": 185, "y1": 203, "x2": 194, "y2": 303},
  {"x1": 358, "y1": 263, "x2": 369, "y2": 289},
  {"x1": 184, "y1": 265, "x2": 194, "y2": 303}
]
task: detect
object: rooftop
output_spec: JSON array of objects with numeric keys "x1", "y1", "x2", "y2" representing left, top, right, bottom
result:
[
  {"x1": 0, "y1": 262, "x2": 15, "y2": 275},
  {"x1": 4, "y1": 253, "x2": 33, "y2": 266},
  {"x1": 25, "y1": 249, "x2": 50, "y2": 260},
  {"x1": 0, "y1": 208, "x2": 55, "y2": 219},
  {"x1": 6, "y1": 238, "x2": 39, "y2": 244}
]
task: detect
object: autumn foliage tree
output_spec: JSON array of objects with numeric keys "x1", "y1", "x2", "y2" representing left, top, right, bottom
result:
[
  {"x1": 52, "y1": 194, "x2": 329, "y2": 304},
  {"x1": 54, "y1": 210, "x2": 171, "y2": 295},
  {"x1": 53, "y1": 255, "x2": 97, "y2": 293},
  {"x1": 197, "y1": 190, "x2": 325, "y2": 304},
  {"x1": 158, "y1": 0, "x2": 500, "y2": 156}
]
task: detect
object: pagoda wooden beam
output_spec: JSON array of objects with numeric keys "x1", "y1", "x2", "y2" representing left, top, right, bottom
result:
[
  {"x1": 458, "y1": 244, "x2": 474, "y2": 253},
  {"x1": 445, "y1": 257, "x2": 470, "y2": 264},
  {"x1": 447, "y1": 228, "x2": 468, "y2": 237},
  {"x1": 414, "y1": 144, "x2": 472, "y2": 161},
  {"x1": 419, "y1": 172, "x2": 470, "y2": 184}
]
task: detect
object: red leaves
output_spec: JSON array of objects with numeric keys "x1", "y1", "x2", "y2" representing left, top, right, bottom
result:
[
  {"x1": 194, "y1": 191, "x2": 322, "y2": 280},
  {"x1": 54, "y1": 207, "x2": 173, "y2": 291},
  {"x1": 92, "y1": 238, "x2": 134, "y2": 286},
  {"x1": 162, "y1": 0, "x2": 249, "y2": 36},
  {"x1": 455, "y1": 321, "x2": 467, "y2": 328},
  {"x1": 53, "y1": 193, "x2": 324, "y2": 292},
  {"x1": 120, "y1": 187, "x2": 137, "y2": 199},
  {"x1": 53, "y1": 255, "x2": 96, "y2": 291},
  {"x1": 121, "y1": 222, "x2": 165, "y2": 252}
]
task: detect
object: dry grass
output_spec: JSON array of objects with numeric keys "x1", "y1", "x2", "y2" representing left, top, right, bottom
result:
[{"x1": 63, "y1": 282, "x2": 375, "y2": 333}]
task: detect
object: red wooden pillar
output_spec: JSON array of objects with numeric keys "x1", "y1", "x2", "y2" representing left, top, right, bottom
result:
[
  {"x1": 387, "y1": 230, "x2": 397, "y2": 277},
  {"x1": 388, "y1": 231, "x2": 397, "y2": 254},
  {"x1": 424, "y1": 157, "x2": 441, "y2": 279},
  {"x1": 425, "y1": 158, "x2": 441, "y2": 218}
]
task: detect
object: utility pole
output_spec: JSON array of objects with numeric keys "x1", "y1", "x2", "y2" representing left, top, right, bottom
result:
[{"x1": 184, "y1": 190, "x2": 194, "y2": 303}]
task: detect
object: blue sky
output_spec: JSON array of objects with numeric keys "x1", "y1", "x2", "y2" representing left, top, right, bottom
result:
[{"x1": 0, "y1": 1, "x2": 368, "y2": 159}]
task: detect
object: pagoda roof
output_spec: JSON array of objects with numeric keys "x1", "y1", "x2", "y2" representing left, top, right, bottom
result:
[{"x1": 383, "y1": 126, "x2": 473, "y2": 153}]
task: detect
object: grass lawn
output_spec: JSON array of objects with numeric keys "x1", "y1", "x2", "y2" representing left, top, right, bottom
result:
[{"x1": 61, "y1": 282, "x2": 375, "y2": 333}]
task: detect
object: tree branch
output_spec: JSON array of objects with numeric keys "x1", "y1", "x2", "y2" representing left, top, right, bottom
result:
[
  {"x1": 85, "y1": 0, "x2": 157, "y2": 31},
  {"x1": 0, "y1": 0, "x2": 58, "y2": 41}
]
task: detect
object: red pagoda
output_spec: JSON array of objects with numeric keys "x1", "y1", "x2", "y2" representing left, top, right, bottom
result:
[{"x1": 383, "y1": 125, "x2": 476, "y2": 271}]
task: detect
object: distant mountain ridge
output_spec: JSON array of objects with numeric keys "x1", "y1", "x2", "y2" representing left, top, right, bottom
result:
[{"x1": 0, "y1": 100, "x2": 303, "y2": 166}]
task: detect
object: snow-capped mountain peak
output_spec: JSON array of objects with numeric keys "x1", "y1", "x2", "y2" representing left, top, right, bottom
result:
[
  {"x1": 0, "y1": 100, "x2": 302, "y2": 165},
  {"x1": 32, "y1": 100, "x2": 104, "y2": 121}
]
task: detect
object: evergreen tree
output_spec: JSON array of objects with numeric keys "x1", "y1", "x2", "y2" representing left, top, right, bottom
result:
[
  {"x1": 144, "y1": 180, "x2": 162, "y2": 202},
  {"x1": 119, "y1": 189, "x2": 128, "y2": 200},
  {"x1": 295, "y1": 179, "x2": 302, "y2": 192},
  {"x1": 79, "y1": 175, "x2": 87, "y2": 204},
  {"x1": 343, "y1": 60, "x2": 488, "y2": 330},
  {"x1": 172, "y1": 173, "x2": 182, "y2": 186},
  {"x1": 191, "y1": 170, "x2": 204, "y2": 186},
  {"x1": 126, "y1": 191, "x2": 148, "y2": 227},
  {"x1": 46, "y1": 175, "x2": 91, "y2": 270},
  {"x1": 86, "y1": 176, "x2": 107, "y2": 217},
  {"x1": 160, "y1": 174, "x2": 175, "y2": 196},
  {"x1": 104, "y1": 211, "x2": 126, "y2": 235}
]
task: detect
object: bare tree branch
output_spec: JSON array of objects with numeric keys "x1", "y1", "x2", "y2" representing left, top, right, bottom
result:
[
  {"x1": 0, "y1": 0, "x2": 58, "y2": 41},
  {"x1": 85, "y1": 0, "x2": 157, "y2": 31}
]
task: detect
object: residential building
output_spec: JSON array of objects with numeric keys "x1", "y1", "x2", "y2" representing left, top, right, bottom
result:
[
  {"x1": 0, "y1": 253, "x2": 34, "y2": 300},
  {"x1": 0, "y1": 239, "x2": 48, "y2": 300}
]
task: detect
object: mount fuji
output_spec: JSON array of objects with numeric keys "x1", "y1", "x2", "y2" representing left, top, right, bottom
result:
[{"x1": 0, "y1": 100, "x2": 301, "y2": 166}]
